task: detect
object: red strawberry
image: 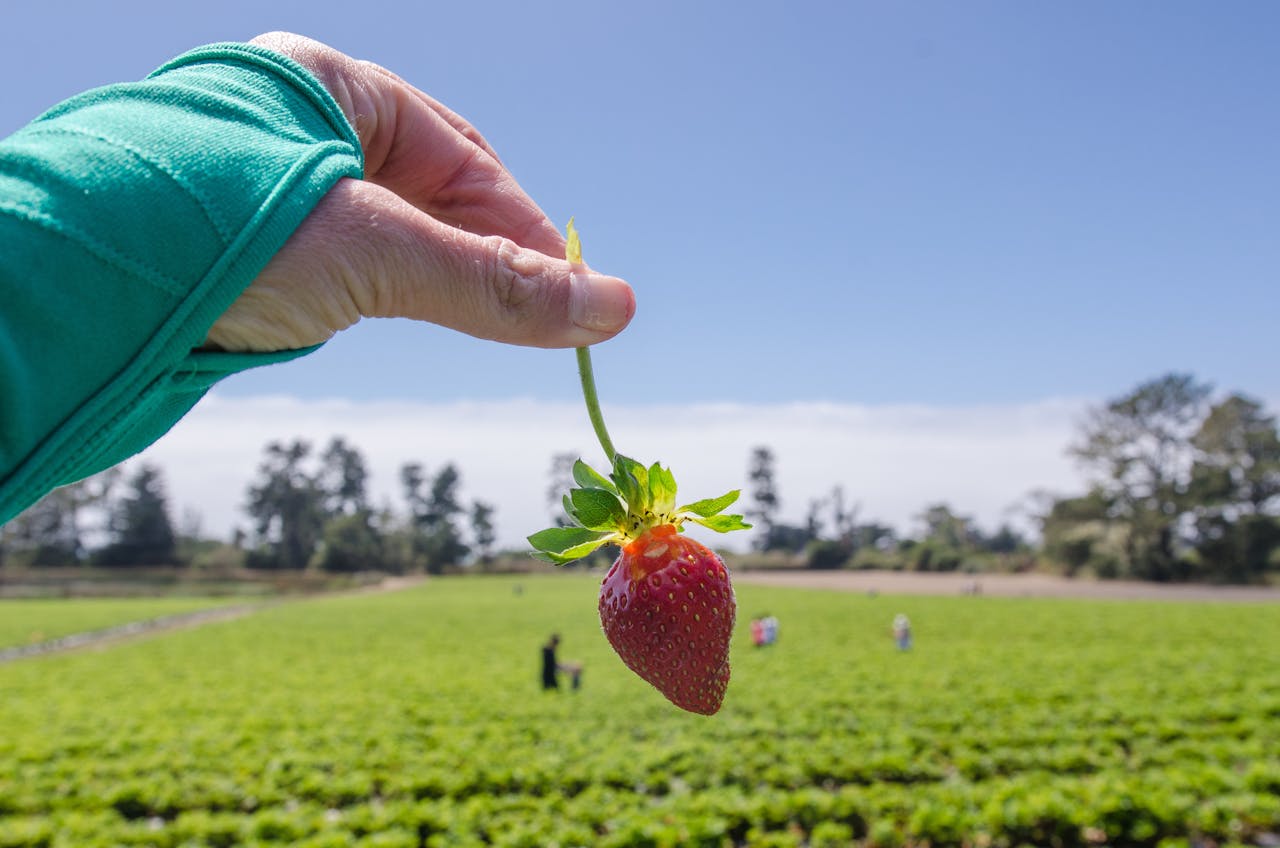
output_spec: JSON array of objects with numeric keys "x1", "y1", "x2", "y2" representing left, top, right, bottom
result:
[
  {"x1": 599, "y1": 524, "x2": 736, "y2": 715},
  {"x1": 529, "y1": 455, "x2": 750, "y2": 715}
]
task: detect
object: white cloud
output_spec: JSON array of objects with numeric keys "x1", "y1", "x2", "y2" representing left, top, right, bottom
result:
[{"x1": 133, "y1": 394, "x2": 1093, "y2": 552}]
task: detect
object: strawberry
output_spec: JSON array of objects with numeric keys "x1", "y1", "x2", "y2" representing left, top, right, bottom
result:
[
  {"x1": 527, "y1": 219, "x2": 751, "y2": 714},
  {"x1": 529, "y1": 455, "x2": 749, "y2": 714},
  {"x1": 599, "y1": 524, "x2": 736, "y2": 714}
]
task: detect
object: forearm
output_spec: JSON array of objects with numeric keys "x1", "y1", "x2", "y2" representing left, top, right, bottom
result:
[{"x1": 0, "y1": 42, "x2": 363, "y2": 524}]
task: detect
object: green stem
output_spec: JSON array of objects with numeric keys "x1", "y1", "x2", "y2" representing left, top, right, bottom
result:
[{"x1": 576, "y1": 346, "x2": 617, "y2": 462}]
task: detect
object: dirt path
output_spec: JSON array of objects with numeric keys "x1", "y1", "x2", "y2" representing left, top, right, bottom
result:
[
  {"x1": 734, "y1": 569, "x2": 1280, "y2": 602},
  {"x1": 0, "y1": 603, "x2": 264, "y2": 664},
  {"x1": 0, "y1": 575, "x2": 428, "y2": 665}
]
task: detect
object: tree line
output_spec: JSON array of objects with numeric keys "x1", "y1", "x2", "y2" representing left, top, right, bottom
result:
[
  {"x1": 2, "y1": 372, "x2": 1276, "y2": 583},
  {"x1": 738, "y1": 445, "x2": 1031, "y2": 573},
  {"x1": 739, "y1": 373, "x2": 1279, "y2": 584},
  {"x1": 0, "y1": 437, "x2": 496, "y2": 574},
  {"x1": 1043, "y1": 373, "x2": 1279, "y2": 583}
]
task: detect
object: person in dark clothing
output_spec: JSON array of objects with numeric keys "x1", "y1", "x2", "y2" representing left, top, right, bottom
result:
[
  {"x1": 542, "y1": 633, "x2": 583, "y2": 691},
  {"x1": 542, "y1": 634, "x2": 562, "y2": 690}
]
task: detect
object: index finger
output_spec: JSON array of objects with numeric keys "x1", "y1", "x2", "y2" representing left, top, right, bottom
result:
[
  {"x1": 363, "y1": 75, "x2": 566, "y2": 257},
  {"x1": 251, "y1": 32, "x2": 566, "y2": 257}
]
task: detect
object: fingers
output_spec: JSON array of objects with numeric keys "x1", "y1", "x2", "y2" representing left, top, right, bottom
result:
[
  {"x1": 359, "y1": 61, "x2": 503, "y2": 163},
  {"x1": 228, "y1": 34, "x2": 635, "y2": 355},
  {"x1": 208, "y1": 179, "x2": 634, "y2": 352},
  {"x1": 249, "y1": 32, "x2": 564, "y2": 258},
  {"x1": 348, "y1": 180, "x2": 634, "y2": 347},
  {"x1": 358, "y1": 74, "x2": 566, "y2": 258}
]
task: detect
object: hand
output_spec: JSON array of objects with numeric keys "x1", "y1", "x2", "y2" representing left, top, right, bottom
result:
[{"x1": 204, "y1": 32, "x2": 635, "y2": 352}]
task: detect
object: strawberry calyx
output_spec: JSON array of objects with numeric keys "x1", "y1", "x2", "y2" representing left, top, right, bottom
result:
[{"x1": 528, "y1": 455, "x2": 751, "y2": 565}]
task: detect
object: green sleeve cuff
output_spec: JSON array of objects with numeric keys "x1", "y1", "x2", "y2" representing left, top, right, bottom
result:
[{"x1": 0, "y1": 43, "x2": 364, "y2": 524}]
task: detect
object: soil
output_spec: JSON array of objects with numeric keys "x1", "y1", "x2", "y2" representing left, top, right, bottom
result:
[
  {"x1": 0, "y1": 575, "x2": 427, "y2": 665},
  {"x1": 733, "y1": 569, "x2": 1280, "y2": 603}
]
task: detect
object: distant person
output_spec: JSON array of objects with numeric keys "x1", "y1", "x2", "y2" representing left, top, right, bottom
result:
[
  {"x1": 750, "y1": 615, "x2": 779, "y2": 647},
  {"x1": 763, "y1": 615, "x2": 779, "y2": 646},
  {"x1": 541, "y1": 634, "x2": 562, "y2": 690},
  {"x1": 892, "y1": 614, "x2": 912, "y2": 651},
  {"x1": 541, "y1": 634, "x2": 583, "y2": 691}
]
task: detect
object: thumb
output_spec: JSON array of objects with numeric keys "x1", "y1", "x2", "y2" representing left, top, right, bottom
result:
[{"x1": 207, "y1": 179, "x2": 635, "y2": 351}]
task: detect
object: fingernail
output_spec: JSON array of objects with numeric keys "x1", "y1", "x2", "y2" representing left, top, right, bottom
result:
[{"x1": 570, "y1": 271, "x2": 633, "y2": 333}]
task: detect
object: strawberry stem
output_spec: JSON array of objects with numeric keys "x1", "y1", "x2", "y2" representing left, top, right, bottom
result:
[{"x1": 576, "y1": 346, "x2": 617, "y2": 462}]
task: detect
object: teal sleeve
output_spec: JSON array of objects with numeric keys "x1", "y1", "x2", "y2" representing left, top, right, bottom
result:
[{"x1": 0, "y1": 42, "x2": 365, "y2": 525}]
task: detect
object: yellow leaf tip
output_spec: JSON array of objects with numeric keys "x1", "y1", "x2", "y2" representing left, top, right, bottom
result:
[{"x1": 566, "y1": 216, "x2": 583, "y2": 265}]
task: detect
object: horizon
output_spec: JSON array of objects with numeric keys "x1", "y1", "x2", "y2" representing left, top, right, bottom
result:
[{"x1": 115, "y1": 388, "x2": 1260, "y2": 553}]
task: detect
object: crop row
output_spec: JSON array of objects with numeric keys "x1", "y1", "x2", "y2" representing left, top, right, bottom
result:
[
  {"x1": 2, "y1": 769, "x2": 1278, "y2": 848},
  {"x1": 0, "y1": 577, "x2": 1276, "y2": 846}
]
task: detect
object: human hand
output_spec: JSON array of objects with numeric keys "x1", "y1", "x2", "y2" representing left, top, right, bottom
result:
[{"x1": 204, "y1": 32, "x2": 634, "y2": 352}]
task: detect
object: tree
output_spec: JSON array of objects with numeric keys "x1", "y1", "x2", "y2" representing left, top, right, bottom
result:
[
  {"x1": 316, "y1": 510, "x2": 383, "y2": 573},
  {"x1": 1040, "y1": 489, "x2": 1113, "y2": 577},
  {"x1": 804, "y1": 498, "x2": 824, "y2": 542},
  {"x1": 470, "y1": 501, "x2": 497, "y2": 564},
  {"x1": 918, "y1": 503, "x2": 975, "y2": 550},
  {"x1": 245, "y1": 440, "x2": 326, "y2": 569},
  {"x1": 802, "y1": 487, "x2": 860, "y2": 569},
  {"x1": 546, "y1": 453, "x2": 578, "y2": 527},
  {"x1": 1191, "y1": 394, "x2": 1280, "y2": 515},
  {"x1": 402, "y1": 462, "x2": 470, "y2": 573},
  {"x1": 311, "y1": 437, "x2": 383, "y2": 572},
  {"x1": 96, "y1": 464, "x2": 177, "y2": 566},
  {"x1": 909, "y1": 503, "x2": 975, "y2": 572},
  {"x1": 1, "y1": 471, "x2": 117, "y2": 567},
  {"x1": 1188, "y1": 394, "x2": 1280, "y2": 582},
  {"x1": 851, "y1": 522, "x2": 895, "y2": 552},
  {"x1": 1069, "y1": 373, "x2": 1212, "y2": 581},
  {"x1": 319, "y1": 437, "x2": 370, "y2": 516},
  {"x1": 746, "y1": 446, "x2": 781, "y2": 550},
  {"x1": 2, "y1": 485, "x2": 84, "y2": 567},
  {"x1": 828, "y1": 486, "x2": 858, "y2": 547}
]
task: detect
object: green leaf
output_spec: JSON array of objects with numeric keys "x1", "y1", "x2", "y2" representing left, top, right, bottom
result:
[
  {"x1": 528, "y1": 526, "x2": 611, "y2": 555},
  {"x1": 532, "y1": 536, "x2": 613, "y2": 564},
  {"x1": 690, "y1": 513, "x2": 752, "y2": 533},
  {"x1": 678, "y1": 490, "x2": 740, "y2": 518},
  {"x1": 649, "y1": 463, "x2": 678, "y2": 515},
  {"x1": 569, "y1": 487, "x2": 625, "y2": 531},
  {"x1": 611, "y1": 454, "x2": 648, "y2": 512},
  {"x1": 572, "y1": 459, "x2": 617, "y2": 494}
]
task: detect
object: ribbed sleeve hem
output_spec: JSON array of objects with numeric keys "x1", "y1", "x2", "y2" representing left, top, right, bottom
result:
[{"x1": 0, "y1": 43, "x2": 363, "y2": 524}]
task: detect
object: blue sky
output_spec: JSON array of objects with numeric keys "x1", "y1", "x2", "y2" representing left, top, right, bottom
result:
[
  {"x1": 5, "y1": 1, "x2": 1275, "y2": 409},
  {"x1": 6, "y1": 2, "x2": 1277, "y2": 545}
]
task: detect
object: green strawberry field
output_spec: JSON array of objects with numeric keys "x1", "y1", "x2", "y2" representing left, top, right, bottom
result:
[{"x1": 1, "y1": 575, "x2": 1277, "y2": 848}]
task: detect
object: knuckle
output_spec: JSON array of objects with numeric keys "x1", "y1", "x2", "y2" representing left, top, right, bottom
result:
[{"x1": 485, "y1": 236, "x2": 542, "y2": 313}]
